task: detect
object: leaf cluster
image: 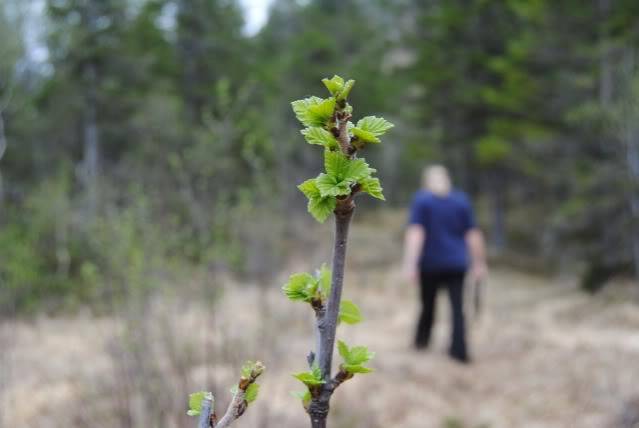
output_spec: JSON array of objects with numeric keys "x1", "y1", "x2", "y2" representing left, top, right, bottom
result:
[
  {"x1": 337, "y1": 341, "x2": 375, "y2": 374},
  {"x1": 291, "y1": 75, "x2": 393, "y2": 223},
  {"x1": 281, "y1": 264, "x2": 362, "y2": 324}
]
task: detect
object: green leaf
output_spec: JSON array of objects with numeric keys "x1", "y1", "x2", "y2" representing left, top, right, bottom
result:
[
  {"x1": 324, "y1": 151, "x2": 351, "y2": 179},
  {"x1": 337, "y1": 79, "x2": 355, "y2": 101},
  {"x1": 301, "y1": 127, "x2": 339, "y2": 150},
  {"x1": 356, "y1": 116, "x2": 394, "y2": 137},
  {"x1": 245, "y1": 383, "x2": 259, "y2": 403},
  {"x1": 187, "y1": 391, "x2": 213, "y2": 417},
  {"x1": 308, "y1": 194, "x2": 336, "y2": 223},
  {"x1": 337, "y1": 341, "x2": 375, "y2": 374},
  {"x1": 318, "y1": 264, "x2": 331, "y2": 297},
  {"x1": 342, "y1": 364, "x2": 374, "y2": 374},
  {"x1": 320, "y1": 152, "x2": 373, "y2": 197},
  {"x1": 293, "y1": 370, "x2": 325, "y2": 387},
  {"x1": 298, "y1": 178, "x2": 321, "y2": 199},
  {"x1": 282, "y1": 272, "x2": 316, "y2": 301},
  {"x1": 337, "y1": 340, "x2": 350, "y2": 360},
  {"x1": 291, "y1": 96, "x2": 336, "y2": 127},
  {"x1": 344, "y1": 158, "x2": 372, "y2": 182},
  {"x1": 359, "y1": 177, "x2": 385, "y2": 200},
  {"x1": 351, "y1": 127, "x2": 381, "y2": 144},
  {"x1": 241, "y1": 361, "x2": 255, "y2": 378},
  {"x1": 298, "y1": 179, "x2": 337, "y2": 223},
  {"x1": 346, "y1": 346, "x2": 375, "y2": 365},
  {"x1": 339, "y1": 299, "x2": 363, "y2": 324},
  {"x1": 322, "y1": 75, "x2": 344, "y2": 95},
  {"x1": 316, "y1": 173, "x2": 352, "y2": 197}
]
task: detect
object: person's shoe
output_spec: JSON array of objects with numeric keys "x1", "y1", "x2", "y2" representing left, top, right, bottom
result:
[
  {"x1": 414, "y1": 341, "x2": 429, "y2": 351},
  {"x1": 449, "y1": 352, "x2": 471, "y2": 364}
]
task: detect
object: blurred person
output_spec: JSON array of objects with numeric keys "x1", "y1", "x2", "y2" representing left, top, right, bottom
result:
[{"x1": 402, "y1": 165, "x2": 487, "y2": 363}]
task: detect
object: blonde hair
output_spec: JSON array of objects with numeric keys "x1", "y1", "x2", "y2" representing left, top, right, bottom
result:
[{"x1": 422, "y1": 164, "x2": 452, "y2": 196}]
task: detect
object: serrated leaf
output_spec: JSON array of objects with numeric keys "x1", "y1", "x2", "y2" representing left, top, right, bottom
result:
[
  {"x1": 322, "y1": 75, "x2": 344, "y2": 95},
  {"x1": 337, "y1": 340, "x2": 350, "y2": 360},
  {"x1": 316, "y1": 173, "x2": 352, "y2": 197},
  {"x1": 298, "y1": 178, "x2": 321, "y2": 199},
  {"x1": 339, "y1": 300, "x2": 363, "y2": 324},
  {"x1": 245, "y1": 383, "x2": 259, "y2": 403},
  {"x1": 282, "y1": 272, "x2": 316, "y2": 301},
  {"x1": 301, "y1": 127, "x2": 339, "y2": 150},
  {"x1": 347, "y1": 346, "x2": 375, "y2": 365},
  {"x1": 324, "y1": 151, "x2": 351, "y2": 179},
  {"x1": 188, "y1": 391, "x2": 213, "y2": 417},
  {"x1": 321, "y1": 152, "x2": 372, "y2": 196},
  {"x1": 342, "y1": 364, "x2": 374, "y2": 374},
  {"x1": 337, "y1": 341, "x2": 375, "y2": 374},
  {"x1": 345, "y1": 158, "x2": 372, "y2": 182},
  {"x1": 308, "y1": 194, "x2": 336, "y2": 223},
  {"x1": 359, "y1": 177, "x2": 385, "y2": 200},
  {"x1": 356, "y1": 116, "x2": 394, "y2": 137},
  {"x1": 291, "y1": 96, "x2": 336, "y2": 127},
  {"x1": 293, "y1": 372, "x2": 325, "y2": 387},
  {"x1": 337, "y1": 79, "x2": 355, "y2": 101},
  {"x1": 298, "y1": 178, "x2": 337, "y2": 223},
  {"x1": 351, "y1": 127, "x2": 381, "y2": 144}
]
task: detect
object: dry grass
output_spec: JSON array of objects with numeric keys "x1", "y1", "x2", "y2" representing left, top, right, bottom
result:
[{"x1": 2, "y1": 212, "x2": 639, "y2": 428}]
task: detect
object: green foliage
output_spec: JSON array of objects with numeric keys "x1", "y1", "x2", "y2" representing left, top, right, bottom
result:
[
  {"x1": 291, "y1": 96, "x2": 336, "y2": 128},
  {"x1": 301, "y1": 127, "x2": 339, "y2": 150},
  {"x1": 352, "y1": 116, "x2": 394, "y2": 145},
  {"x1": 282, "y1": 265, "x2": 331, "y2": 303},
  {"x1": 321, "y1": 75, "x2": 355, "y2": 101},
  {"x1": 292, "y1": 75, "x2": 390, "y2": 223},
  {"x1": 282, "y1": 272, "x2": 318, "y2": 302},
  {"x1": 337, "y1": 341, "x2": 375, "y2": 374},
  {"x1": 293, "y1": 364, "x2": 325, "y2": 387},
  {"x1": 338, "y1": 299, "x2": 363, "y2": 324},
  {"x1": 297, "y1": 178, "x2": 337, "y2": 223},
  {"x1": 187, "y1": 391, "x2": 213, "y2": 417},
  {"x1": 245, "y1": 383, "x2": 259, "y2": 403}
]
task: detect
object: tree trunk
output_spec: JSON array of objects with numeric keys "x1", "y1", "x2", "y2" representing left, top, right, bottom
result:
[
  {"x1": 82, "y1": 1, "x2": 99, "y2": 221},
  {"x1": 489, "y1": 171, "x2": 506, "y2": 252},
  {"x1": 83, "y1": 62, "x2": 99, "y2": 220},
  {"x1": 0, "y1": 109, "x2": 6, "y2": 209}
]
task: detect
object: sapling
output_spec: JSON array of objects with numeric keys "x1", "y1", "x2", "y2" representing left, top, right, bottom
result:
[
  {"x1": 186, "y1": 75, "x2": 392, "y2": 428},
  {"x1": 285, "y1": 75, "x2": 393, "y2": 427}
]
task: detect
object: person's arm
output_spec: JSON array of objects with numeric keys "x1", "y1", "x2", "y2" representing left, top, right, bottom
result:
[
  {"x1": 466, "y1": 228, "x2": 487, "y2": 281},
  {"x1": 402, "y1": 224, "x2": 425, "y2": 284}
]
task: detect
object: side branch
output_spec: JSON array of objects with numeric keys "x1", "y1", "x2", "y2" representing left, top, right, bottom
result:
[{"x1": 215, "y1": 362, "x2": 265, "y2": 428}]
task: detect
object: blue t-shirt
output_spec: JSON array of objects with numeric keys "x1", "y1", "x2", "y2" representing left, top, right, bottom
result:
[{"x1": 408, "y1": 190, "x2": 476, "y2": 273}]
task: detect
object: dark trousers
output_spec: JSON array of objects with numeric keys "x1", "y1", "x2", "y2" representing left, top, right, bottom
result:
[{"x1": 415, "y1": 270, "x2": 468, "y2": 361}]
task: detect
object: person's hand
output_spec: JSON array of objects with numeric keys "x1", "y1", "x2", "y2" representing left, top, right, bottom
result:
[
  {"x1": 469, "y1": 260, "x2": 488, "y2": 282},
  {"x1": 402, "y1": 264, "x2": 419, "y2": 285}
]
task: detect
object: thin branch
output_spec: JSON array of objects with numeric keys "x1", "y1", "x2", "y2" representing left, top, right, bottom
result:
[
  {"x1": 214, "y1": 362, "x2": 265, "y2": 428},
  {"x1": 197, "y1": 396, "x2": 214, "y2": 428}
]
